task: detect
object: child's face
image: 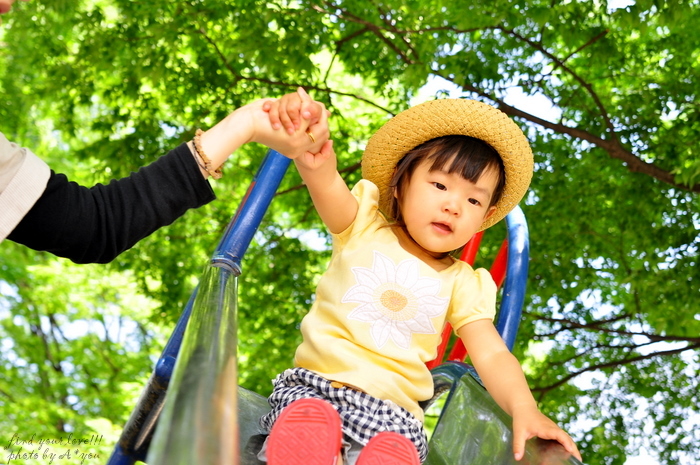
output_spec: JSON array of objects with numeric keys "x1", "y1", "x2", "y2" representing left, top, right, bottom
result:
[{"x1": 396, "y1": 157, "x2": 499, "y2": 255}]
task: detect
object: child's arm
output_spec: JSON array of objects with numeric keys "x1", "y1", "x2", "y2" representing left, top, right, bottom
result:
[
  {"x1": 295, "y1": 141, "x2": 358, "y2": 234},
  {"x1": 265, "y1": 90, "x2": 358, "y2": 234},
  {"x1": 458, "y1": 321, "x2": 582, "y2": 462}
]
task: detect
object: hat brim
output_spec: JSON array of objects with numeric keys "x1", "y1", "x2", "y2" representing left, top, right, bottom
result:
[{"x1": 361, "y1": 99, "x2": 533, "y2": 231}]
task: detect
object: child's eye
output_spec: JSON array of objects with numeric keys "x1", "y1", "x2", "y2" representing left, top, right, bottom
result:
[
  {"x1": 468, "y1": 198, "x2": 481, "y2": 206},
  {"x1": 433, "y1": 182, "x2": 446, "y2": 191}
]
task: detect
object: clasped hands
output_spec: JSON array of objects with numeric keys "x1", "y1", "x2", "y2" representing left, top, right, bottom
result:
[{"x1": 244, "y1": 87, "x2": 331, "y2": 162}]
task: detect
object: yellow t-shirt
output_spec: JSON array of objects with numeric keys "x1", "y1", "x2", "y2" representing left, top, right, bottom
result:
[{"x1": 294, "y1": 180, "x2": 497, "y2": 420}]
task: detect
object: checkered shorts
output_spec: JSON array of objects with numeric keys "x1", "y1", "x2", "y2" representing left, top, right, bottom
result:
[{"x1": 259, "y1": 368, "x2": 428, "y2": 462}]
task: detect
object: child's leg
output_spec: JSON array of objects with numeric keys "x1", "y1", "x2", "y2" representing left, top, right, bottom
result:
[{"x1": 266, "y1": 398, "x2": 343, "y2": 465}]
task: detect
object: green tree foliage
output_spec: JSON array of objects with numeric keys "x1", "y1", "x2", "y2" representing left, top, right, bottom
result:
[{"x1": 1, "y1": 1, "x2": 698, "y2": 464}]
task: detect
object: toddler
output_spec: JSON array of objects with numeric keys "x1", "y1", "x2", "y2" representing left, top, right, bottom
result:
[{"x1": 258, "y1": 89, "x2": 582, "y2": 465}]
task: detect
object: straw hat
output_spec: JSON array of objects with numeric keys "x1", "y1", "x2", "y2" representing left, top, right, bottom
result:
[{"x1": 361, "y1": 98, "x2": 533, "y2": 231}]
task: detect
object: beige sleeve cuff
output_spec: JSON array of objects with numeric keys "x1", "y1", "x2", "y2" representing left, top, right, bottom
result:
[{"x1": 0, "y1": 133, "x2": 51, "y2": 242}]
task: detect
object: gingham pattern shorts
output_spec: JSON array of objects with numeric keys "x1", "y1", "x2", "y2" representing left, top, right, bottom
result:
[{"x1": 259, "y1": 368, "x2": 428, "y2": 462}]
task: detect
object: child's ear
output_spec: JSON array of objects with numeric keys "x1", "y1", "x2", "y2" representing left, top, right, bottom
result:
[
  {"x1": 483, "y1": 206, "x2": 497, "y2": 221},
  {"x1": 391, "y1": 164, "x2": 403, "y2": 199}
]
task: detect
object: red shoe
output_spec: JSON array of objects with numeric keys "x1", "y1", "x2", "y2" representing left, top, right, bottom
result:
[
  {"x1": 267, "y1": 398, "x2": 342, "y2": 465},
  {"x1": 356, "y1": 432, "x2": 421, "y2": 465}
]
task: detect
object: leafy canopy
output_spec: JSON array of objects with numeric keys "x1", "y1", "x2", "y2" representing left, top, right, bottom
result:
[{"x1": 1, "y1": 1, "x2": 698, "y2": 464}]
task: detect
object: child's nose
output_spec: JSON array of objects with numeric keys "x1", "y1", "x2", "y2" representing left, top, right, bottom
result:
[{"x1": 442, "y1": 198, "x2": 460, "y2": 215}]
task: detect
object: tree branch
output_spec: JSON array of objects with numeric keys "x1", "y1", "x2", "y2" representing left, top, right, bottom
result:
[
  {"x1": 529, "y1": 312, "x2": 700, "y2": 344},
  {"x1": 317, "y1": 1, "x2": 417, "y2": 65},
  {"x1": 329, "y1": 14, "x2": 697, "y2": 193},
  {"x1": 560, "y1": 29, "x2": 609, "y2": 66},
  {"x1": 447, "y1": 78, "x2": 696, "y2": 191},
  {"x1": 500, "y1": 27, "x2": 617, "y2": 135},
  {"x1": 372, "y1": 0, "x2": 421, "y2": 62},
  {"x1": 531, "y1": 342, "x2": 700, "y2": 396},
  {"x1": 195, "y1": 25, "x2": 394, "y2": 115}
]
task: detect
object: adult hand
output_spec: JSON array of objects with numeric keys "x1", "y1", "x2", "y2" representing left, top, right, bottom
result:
[
  {"x1": 264, "y1": 87, "x2": 328, "y2": 135},
  {"x1": 245, "y1": 98, "x2": 330, "y2": 159}
]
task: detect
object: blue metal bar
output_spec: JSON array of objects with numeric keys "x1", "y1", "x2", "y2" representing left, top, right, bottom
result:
[
  {"x1": 495, "y1": 205, "x2": 529, "y2": 351},
  {"x1": 107, "y1": 149, "x2": 291, "y2": 465},
  {"x1": 106, "y1": 292, "x2": 196, "y2": 465},
  {"x1": 211, "y1": 150, "x2": 291, "y2": 274}
]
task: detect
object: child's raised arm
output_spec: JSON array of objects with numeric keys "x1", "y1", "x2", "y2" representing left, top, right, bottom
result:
[
  {"x1": 458, "y1": 320, "x2": 582, "y2": 462},
  {"x1": 294, "y1": 141, "x2": 358, "y2": 234},
  {"x1": 265, "y1": 89, "x2": 358, "y2": 234}
]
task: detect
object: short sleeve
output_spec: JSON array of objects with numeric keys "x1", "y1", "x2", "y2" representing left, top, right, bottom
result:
[
  {"x1": 332, "y1": 179, "x2": 384, "y2": 248},
  {"x1": 448, "y1": 267, "x2": 498, "y2": 331}
]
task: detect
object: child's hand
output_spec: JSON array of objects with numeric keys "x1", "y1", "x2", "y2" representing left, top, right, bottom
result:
[
  {"x1": 295, "y1": 140, "x2": 336, "y2": 172},
  {"x1": 511, "y1": 406, "x2": 582, "y2": 462},
  {"x1": 264, "y1": 87, "x2": 326, "y2": 135}
]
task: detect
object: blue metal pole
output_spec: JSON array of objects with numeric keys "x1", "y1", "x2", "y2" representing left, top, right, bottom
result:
[
  {"x1": 107, "y1": 149, "x2": 291, "y2": 465},
  {"x1": 211, "y1": 150, "x2": 291, "y2": 274},
  {"x1": 495, "y1": 205, "x2": 529, "y2": 351},
  {"x1": 106, "y1": 291, "x2": 196, "y2": 465}
]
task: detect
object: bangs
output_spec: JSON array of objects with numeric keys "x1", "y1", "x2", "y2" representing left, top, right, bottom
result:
[{"x1": 425, "y1": 135, "x2": 503, "y2": 185}]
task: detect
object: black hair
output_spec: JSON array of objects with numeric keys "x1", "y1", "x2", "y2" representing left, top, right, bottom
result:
[{"x1": 388, "y1": 135, "x2": 506, "y2": 228}]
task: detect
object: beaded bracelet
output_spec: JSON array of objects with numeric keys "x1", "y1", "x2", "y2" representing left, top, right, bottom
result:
[
  {"x1": 193, "y1": 129, "x2": 223, "y2": 179},
  {"x1": 189, "y1": 141, "x2": 208, "y2": 172}
]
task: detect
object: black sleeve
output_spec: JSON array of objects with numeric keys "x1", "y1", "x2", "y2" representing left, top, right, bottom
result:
[{"x1": 7, "y1": 143, "x2": 216, "y2": 264}]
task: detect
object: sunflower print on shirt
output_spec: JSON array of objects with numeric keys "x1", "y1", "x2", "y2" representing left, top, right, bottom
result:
[{"x1": 341, "y1": 251, "x2": 449, "y2": 349}]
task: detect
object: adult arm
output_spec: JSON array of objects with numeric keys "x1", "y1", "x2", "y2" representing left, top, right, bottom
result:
[
  {"x1": 7, "y1": 143, "x2": 215, "y2": 263},
  {"x1": 3, "y1": 97, "x2": 328, "y2": 263}
]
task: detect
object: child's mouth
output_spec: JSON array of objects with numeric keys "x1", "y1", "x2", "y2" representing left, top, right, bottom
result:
[{"x1": 432, "y1": 222, "x2": 452, "y2": 233}]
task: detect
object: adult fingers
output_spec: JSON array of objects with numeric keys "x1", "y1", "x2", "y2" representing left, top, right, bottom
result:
[
  {"x1": 264, "y1": 100, "x2": 284, "y2": 131},
  {"x1": 306, "y1": 106, "x2": 330, "y2": 151},
  {"x1": 283, "y1": 92, "x2": 304, "y2": 134},
  {"x1": 297, "y1": 87, "x2": 316, "y2": 122}
]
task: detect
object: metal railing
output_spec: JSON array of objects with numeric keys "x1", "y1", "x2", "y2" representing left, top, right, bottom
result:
[{"x1": 108, "y1": 150, "x2": 291, "y2": 465}]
